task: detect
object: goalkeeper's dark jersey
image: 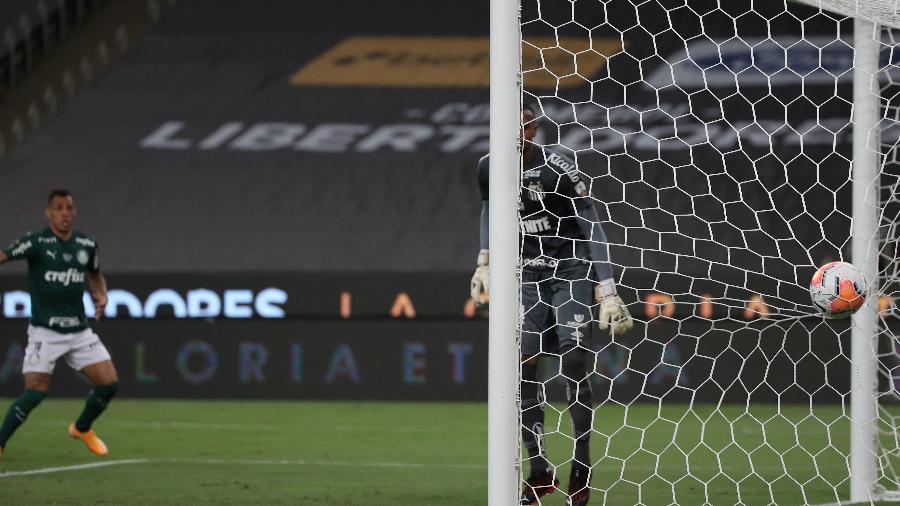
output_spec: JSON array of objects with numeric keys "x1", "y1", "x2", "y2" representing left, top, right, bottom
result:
[
  {"x1": 2, "y1": 227, "x2": 100, "y2": 333},
  {"x1": 478, "y1": 146, "x2": 592, "y2": 272}
]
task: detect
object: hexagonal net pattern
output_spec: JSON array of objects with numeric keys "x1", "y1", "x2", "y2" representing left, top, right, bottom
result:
[{"x1": 512, "y1": 1, "x2": 900, "y2": 504}]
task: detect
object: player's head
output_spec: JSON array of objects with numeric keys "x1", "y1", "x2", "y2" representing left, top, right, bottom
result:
[
  {"x1": 45, "y1": 189, "x2": 76, "y2": 234},
  {"x1": 522, "y1": 104, "x2": 539, "y2": 155}
]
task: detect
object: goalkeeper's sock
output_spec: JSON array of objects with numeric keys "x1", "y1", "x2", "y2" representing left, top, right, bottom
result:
[
  {"x1": 521, "y1": 362, "x2": 550, "y2": 475},
  {"x1": 75, "y1": 382, "x2": 118, "y2": 433},
  {"x1": 0, "y1": 389, "x2": 47, "y2": 448},
  {"x1": 562, "y1": 348, "x2": 593, "y2": 468}
]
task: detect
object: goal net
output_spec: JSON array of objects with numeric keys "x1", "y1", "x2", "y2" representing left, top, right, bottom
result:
[{"x1": 490, "y1": 0, "x2": 900, "y2": 504}]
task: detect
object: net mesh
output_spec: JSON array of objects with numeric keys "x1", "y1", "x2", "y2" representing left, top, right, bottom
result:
[{"x1": 515, "y1": 0, "x2": 900, "y2": 503}]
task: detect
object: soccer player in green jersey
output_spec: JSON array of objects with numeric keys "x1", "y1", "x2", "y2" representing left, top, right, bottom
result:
[{"x1": 0, "y1": 189, "x2": 118, "y2": 458}]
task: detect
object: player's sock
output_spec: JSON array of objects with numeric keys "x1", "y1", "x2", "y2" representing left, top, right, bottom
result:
[
  {"x1": 0, "y1": 389, "x2": 47, "y2": 448},
  {"x1": 75, "y1": 382, "x2": 118, "y2": 433},
  {"x1": 561, "y1": 347, "x2": 593, "y2": 468},
  {"x1": 521, "y1": 361, "x2": 550, "y2": 476}
]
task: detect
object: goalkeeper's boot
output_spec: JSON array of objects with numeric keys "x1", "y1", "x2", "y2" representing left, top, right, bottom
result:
[
  {"x1": 520, "y1": 468, "x2": 559, "y2": 505},
  {"x1": 566, "y1": 465, "x2": 592, "y2": 506},
  {"x1": 68, "y1": 422, "x2": 108, "y2": 456}
]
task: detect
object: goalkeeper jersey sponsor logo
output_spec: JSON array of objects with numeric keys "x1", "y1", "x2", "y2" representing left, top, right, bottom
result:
[
  {"x1": 289, "y1": 36, "x2": 620, "y2": 88},
  {"x1": 522, "y1": 217, "x2": 552, "y2": 234},
  {"x1": 546, "y1": 153, "x2": 580, "y2": 182}
]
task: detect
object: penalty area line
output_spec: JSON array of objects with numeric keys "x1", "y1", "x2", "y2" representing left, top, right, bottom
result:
[
  {"x1": 0, "y1": 459, "x2": 150, "y2": 478},
  {"x1": 174, "y1": 458, "x2": 486, "y2": 470},
  {"x1": 0, "y1": 457, "x2": 485, "y2": 478}
]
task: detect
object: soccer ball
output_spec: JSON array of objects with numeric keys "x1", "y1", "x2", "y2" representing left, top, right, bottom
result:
[{"x1": 809, "y1": 261, "x2": 867, "y2": 318}]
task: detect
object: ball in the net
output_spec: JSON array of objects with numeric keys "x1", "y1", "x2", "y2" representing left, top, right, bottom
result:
[{"x1": 809, "y1": 261, "x2": 866, "y2": 318}]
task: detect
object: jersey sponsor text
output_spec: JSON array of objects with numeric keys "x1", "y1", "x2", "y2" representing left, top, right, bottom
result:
[
  {"x1": 48, "y1": 316, "x2": 82, "y2": 328},
  {"x1": 522, "y1": 217, "x2": 552, "y2": 234},
  {"x1": 11, "y1": 240, "x2": 32, "y2": 256},
  {"x1": 44, "y1": 268, "x2": 86, "y2": 286}
]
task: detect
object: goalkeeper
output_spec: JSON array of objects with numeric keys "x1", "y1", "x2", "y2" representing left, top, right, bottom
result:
[{"x1": 471, "y1": 105, "x2": 633, "y2": 506}]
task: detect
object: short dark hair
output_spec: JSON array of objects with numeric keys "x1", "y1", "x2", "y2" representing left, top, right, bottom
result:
[
  {"x1": 47, "y1": 189, "x2": 73, "y2": 204},
  {"x1": 523, "y1": 103, "x2": 537, "y2": 117}
]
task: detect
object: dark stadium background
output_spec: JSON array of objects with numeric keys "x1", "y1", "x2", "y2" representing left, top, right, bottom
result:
[{"x1": 0, "y1": 0, "x2": 888, "y2": 402}]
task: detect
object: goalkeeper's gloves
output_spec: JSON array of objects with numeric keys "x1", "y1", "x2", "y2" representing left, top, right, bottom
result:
[
  {"x1": 470, "y1": 250, "x2": 490, "y2": 308},
  {"x1": 595, "y1": 278, "x2": 633, "y2": 337}
]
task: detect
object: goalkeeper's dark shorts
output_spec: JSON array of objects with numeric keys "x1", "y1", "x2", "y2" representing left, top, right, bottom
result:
[{"x1": 521, "y1": 267, "x2": 595, "y2": 357}]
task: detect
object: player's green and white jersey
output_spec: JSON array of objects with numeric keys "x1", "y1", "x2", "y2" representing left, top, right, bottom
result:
[{"x1": 2, "y1": 227, "x2": 100, "y2": 333}]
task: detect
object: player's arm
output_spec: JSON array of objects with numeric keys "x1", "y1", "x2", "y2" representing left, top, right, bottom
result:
[
  {"x1": 471, "y1": 157, "x2": 490, "y2": 307},
  {"x1": 1, "y1": 234, "x2": 36, "y2": 265},
  {"x1": 85, "y1": 245, "x2": 106, "y2": 320},
  {"x1": 86, "y1": 271, "x2": 108, "y2": 320},
  {"x1": 574, "y1": 195, "x2": 634, "y2": 336}
]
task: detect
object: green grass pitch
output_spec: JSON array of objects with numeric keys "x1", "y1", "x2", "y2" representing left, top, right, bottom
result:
[{"x1": 0, "y1": 399, "x2": 898, "y2": 505}]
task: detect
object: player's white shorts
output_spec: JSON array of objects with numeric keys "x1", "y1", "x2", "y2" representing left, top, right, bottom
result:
[{"x1": 22, "y1": 325, "x2": 112, "y2": 374}]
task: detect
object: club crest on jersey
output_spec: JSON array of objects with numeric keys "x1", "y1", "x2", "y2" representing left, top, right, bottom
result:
[
  {"x1": 77, "y1": 249, "x2": 89, "y2": 265},
  {"x1": 567, "y1": 314, "x2": 588, "y2": 328},
  {"x1": 526, "y1": 182, "x2": 544, "y2": 201}
]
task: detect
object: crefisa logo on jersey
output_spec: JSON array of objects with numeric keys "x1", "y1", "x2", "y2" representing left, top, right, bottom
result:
[
  {"x1": 44, "y1": 268, "x2": 85, "y2": 286},
  {"x1": 10, "y1": 240, "x2": 31, "y2": 256}
]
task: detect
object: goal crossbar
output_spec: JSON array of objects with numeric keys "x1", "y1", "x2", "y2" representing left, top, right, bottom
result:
[{"x1": 791, "y1": 0, "x2": 900, "y2": 30}]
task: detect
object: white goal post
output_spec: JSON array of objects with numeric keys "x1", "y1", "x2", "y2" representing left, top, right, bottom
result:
[
  {"x1": 488, "y1": 0, "x2": 522, "y2": 504},
  {"x1": 488, "y1": 0, "x2": 900, "y2": 505},
  {"x1": 792, "y1": 4, "x2": 897, "y2": 497}
]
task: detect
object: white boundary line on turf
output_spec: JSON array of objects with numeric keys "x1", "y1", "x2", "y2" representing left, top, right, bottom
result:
[
  {"x1": 0, "y1": 458, "x2": 485, "y2": 478},
  {"x1": 0, "y1": 459, "x2": 149, "y2": 478},
  {"x1": 36, "y1": 420, "x2": 474, "y2": 433},
  {"x1": 176, "y1": 458, "x2": 486, "y2": 470},
  {"x1": 810, "y1": 502, "x2": 869, "y2": 506}
]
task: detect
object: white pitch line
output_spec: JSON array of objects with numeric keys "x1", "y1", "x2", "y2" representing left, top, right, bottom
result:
[
  {"x1": 36, "y1": 420, "x2": 476, "y2": 433},
  {"x1": 0, "y1": 457, "x2": 485, "y2": 478},
  {"x1": 0, "y1": 459, "x2": 149, "y2": 478},
  {"x1": 35, "y1": 420, "x2": 279, "y2": 431},
  {"x1": 175, "y1": 458, "x2": 486, "y2": 470}
]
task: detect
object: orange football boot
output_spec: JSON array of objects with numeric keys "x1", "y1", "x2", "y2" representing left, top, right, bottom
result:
[{"x1": 68, "y1": 422, "x2": 108, "y2": 456}]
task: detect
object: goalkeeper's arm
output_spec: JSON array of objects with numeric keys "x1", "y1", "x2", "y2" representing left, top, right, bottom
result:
[
  {"x1": 470, "y1": 200, "x2": 490, "y2": 307},
  {"x1": 575, "y1": 199, "x2": 634, "y2": 336}
]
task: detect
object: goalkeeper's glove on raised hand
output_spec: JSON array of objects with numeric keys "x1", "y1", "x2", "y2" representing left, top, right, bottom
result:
[
  {"x1": 595, "y1": 278, "x2": 633, "y2": 337},
  {"x1": 470, "y1": 250, "x2": 490, "y2": 308}
]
